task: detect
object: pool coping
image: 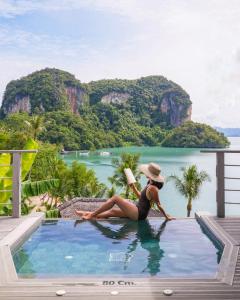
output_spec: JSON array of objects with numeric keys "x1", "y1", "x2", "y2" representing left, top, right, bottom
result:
[
  {"x1": 195, "y1": 211, "x2": 239, "y2": 285},
  {"x1": 0, "y1": 212, "x2": 44, "y2": 285},
  {"x1": 0, "y1": 212, "x2": 238, "y2": 287}
]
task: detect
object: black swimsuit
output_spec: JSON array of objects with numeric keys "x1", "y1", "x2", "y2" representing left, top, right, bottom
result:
[{"x1": 136, "y1": 185, "x2": 151, "y2": 220}]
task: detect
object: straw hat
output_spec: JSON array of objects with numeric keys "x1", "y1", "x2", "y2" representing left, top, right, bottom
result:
[{"x1": 139, "y1": 162, "x2": 164, "y2": 183}]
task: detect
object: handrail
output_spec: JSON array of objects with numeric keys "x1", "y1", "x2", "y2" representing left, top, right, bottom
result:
[
  {"x1": 0, "y1": 150, "x2": 38, "y2": 218},
  {"x1": 201, "y1": 150, "x2": 240, "y2": 153},
  {"x1": 201, "y1": 149, "x2": 240, "y2": 218}
]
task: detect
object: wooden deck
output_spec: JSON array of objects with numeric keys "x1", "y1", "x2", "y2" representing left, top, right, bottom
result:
[
  {"x1": 214, "y1": 217, "x2": 240, "y2": 288},
  {"x1": 0, "y1": 215, "x2": 240, "y2": 299},
  {"x1": 0, "y1": 217, "x2": 28, "y2": 240}
]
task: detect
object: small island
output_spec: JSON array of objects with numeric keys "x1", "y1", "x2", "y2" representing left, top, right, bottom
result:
[{"x1": 161, "y1": 121, "x2": 230, "y2": 148}]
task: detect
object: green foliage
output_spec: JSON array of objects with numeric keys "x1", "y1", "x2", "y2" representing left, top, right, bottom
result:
[
  {"x1": 30, "y1": 142, "x2": 62, "y2": 181},
  {"x1": 29, "y1": 142, "x2": 107, "y2": 201},
  {"x1": 35, "y1": 110, "x2": 166, "y2": 150},
  {"x1": 54, "y1": 161, "x2": 107, "y2": 201},
  {"x1": 1, "y1": 112, "x2": 30, "y2": 133},
  {"x1": 0, "y1": 113, "x2": 31, "y2": 150},
  {"x1": 162, "y1": 121, "x2": 230, "y2": 148},
  {"x1": 24, "y1": 115, "x2": 46, "y2": 139},
  {"x1": 21, "y1": 139, "x2": 38, "y2": 180},
  {"x1": 45, "y1": 208, "x2": 61, "y2": 218},
  {"x1": 0, "y1": 113, "x2": 42, "y2": 150},
  {"x1": 0, "y1": 204, "x2": 12, "y2": 216},
  {"x1": 106, "y1": 185, "x2": 117, "y2": 198},
  {"x1": 109, "y1": 152, "x2": 141, "y2": 199},
  {"x1": 168, "y1": 165, "x2": 210, "y2": 217},
  {"x1": 0, "y1": 152, "x2": 12, "y2": 210},
  {"x1": 0, "y1": 138, "x2": 38, "y2": 205},
  {"x1": 21, "y1": 198, "x2": 36, "y2": 215},
  {"x1": 22, "y1": 179, "x2": 60, "y2": 198}
]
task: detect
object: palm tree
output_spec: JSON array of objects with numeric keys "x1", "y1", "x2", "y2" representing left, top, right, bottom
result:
[
  {"x1": 24, "y1": 115, "x2": 45, "y2": 140},
  {"x1": 108, "y1": 152, "x2": 141, "y2": 199},
  {"x1": 168, "y1": 165, "x2": 210, "y2": 217}
]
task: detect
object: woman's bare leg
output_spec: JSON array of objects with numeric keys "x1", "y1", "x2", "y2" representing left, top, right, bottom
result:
[
  {"x1": 96, "y1": 208, "x2": 127, "y2": 219},
  {"x1": 83, "y1": 195, "x2": 139, "y2": 221},
  {"x1": 75, "y1": 208, "x2": 127, "y2": 219}
]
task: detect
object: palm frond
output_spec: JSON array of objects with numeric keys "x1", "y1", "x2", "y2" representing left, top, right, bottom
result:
[
  {"x1": 22, "y1": 179, "x2": 60, "y2": 198},
  {"x1": 24, "y1": 120, "x2": 31, "y2": 127},
  {"x1": 168, "y1": 175, "x2": 187, "y2": 197}
]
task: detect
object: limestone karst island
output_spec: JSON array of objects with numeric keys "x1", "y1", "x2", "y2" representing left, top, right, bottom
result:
[{"x1": 0, "y1": 68, "x2": 229, "y2": 150}]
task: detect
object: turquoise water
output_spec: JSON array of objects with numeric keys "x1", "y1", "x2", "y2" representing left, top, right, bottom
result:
[
  {"x1": 13, "y1": 219, "x2": 222, "y2": 278},
  {"x1": 62, "y1": 137, "x2": 240, "y2": 217}
]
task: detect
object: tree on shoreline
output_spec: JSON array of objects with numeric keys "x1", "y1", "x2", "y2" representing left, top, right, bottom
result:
[{"x1": 168, "y1": 165, "x2": 210, "y2": 217}]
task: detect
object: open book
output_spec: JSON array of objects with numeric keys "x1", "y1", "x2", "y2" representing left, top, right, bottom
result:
[{"x1": 124, "y1": 168, "x2": 136, "y2": 185}]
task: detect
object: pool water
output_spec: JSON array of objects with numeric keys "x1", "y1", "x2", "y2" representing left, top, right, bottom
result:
[{"x1": 13, "y1": 219, "x2": 223, "y2": 278}]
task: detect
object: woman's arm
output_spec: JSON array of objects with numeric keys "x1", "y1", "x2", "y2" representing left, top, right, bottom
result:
[
  {"x1": 129, "y1": 183, "x2": 141, "y2": 199},
  {"x1": 147, "y1": 186, "x2": 175, "y2": 221}
]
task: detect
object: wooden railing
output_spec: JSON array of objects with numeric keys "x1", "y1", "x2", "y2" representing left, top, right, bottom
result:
[
  {"x1": 0, "y1": 150, "x2": 38, "y2": 218},
  {"x1": 201, "y1": 150, "x2": 240, "y2": 218}
]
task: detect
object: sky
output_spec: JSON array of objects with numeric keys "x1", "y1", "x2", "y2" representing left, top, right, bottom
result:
[{"x1": 0, "y1": 0, "x2": 240, "y2": 127}]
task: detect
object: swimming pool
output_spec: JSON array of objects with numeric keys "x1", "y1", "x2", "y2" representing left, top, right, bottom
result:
[{"x1": 12, "y1": 219, "x2": 223, "y2": 278}]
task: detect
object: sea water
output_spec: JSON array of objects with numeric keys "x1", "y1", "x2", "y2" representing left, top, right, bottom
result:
[{"x1": 62, "y1": 137, "x2": 240, "y2": 217}]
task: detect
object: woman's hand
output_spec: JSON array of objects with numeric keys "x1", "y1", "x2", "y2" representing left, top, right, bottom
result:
[{"x1": 128, "y1": 183, "x2": 141, "y2": 199}]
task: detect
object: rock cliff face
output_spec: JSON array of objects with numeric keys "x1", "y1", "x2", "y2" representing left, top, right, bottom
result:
[
  {"x1": 101, "y1": 92, "x2": 130, "y2": 105},
  {"x1": 65, "y1": 87, "x2": 89, "y2": 114},
  {"x1": 160, "y1": 95, "x2": 192, "y2": 126},
  {"x1": 3, "y1": 95, "x2": 31, "y2": 114}
]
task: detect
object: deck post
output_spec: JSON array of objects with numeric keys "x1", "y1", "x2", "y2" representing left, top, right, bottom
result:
[
  {"x1": 12, "y1": 153, "x2": 22, "y2": 218},
  {"x1": 216, "y1": 152, "x2": 225, "y2": 218}
]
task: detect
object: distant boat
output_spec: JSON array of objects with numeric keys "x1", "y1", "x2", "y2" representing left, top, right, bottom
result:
[
  {"x1": 78, "y1": 151, "x2": 90, "y2": 156},
  {"x1": 99, "y1": 151, "x2": 111, "y2": 156}
]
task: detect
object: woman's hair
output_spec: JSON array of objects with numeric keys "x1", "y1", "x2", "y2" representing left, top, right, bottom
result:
[{"x1": 147, "y1": 179, "x2": 164, "y2": 190}]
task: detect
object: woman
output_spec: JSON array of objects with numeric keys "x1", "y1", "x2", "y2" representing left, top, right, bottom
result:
[{"x1": 75, "y1": 162, "x2": 174, "y2": 221}]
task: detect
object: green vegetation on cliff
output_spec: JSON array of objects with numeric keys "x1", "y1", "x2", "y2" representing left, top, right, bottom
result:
[{"x1": 162, "y1": 121, "x2": 230, "y2": 148}]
